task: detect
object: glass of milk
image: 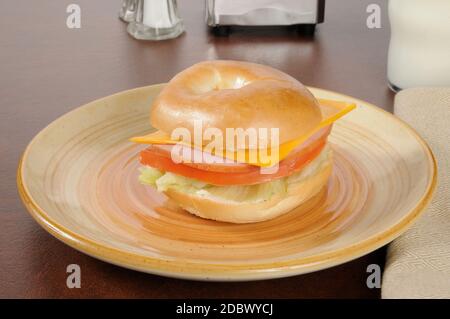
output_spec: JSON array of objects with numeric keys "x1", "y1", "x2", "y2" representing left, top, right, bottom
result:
[
  {"x1": 127, "y1": 0, "x2": 184, "y2": 40},
  {"x1": 387, "y1": 0, "x2": 450, "y2": 91}
]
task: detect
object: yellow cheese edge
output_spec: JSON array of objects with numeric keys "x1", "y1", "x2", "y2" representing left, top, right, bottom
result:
[{"x1": 130, "y1": 99, "x2": 356, "y2": 167}]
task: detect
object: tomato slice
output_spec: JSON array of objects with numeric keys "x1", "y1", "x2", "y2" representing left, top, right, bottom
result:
[{"x1": 139, "y1": 136, "x2": 328, "y2": 186}]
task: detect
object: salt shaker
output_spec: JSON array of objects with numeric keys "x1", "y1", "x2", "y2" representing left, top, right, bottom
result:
[
  {"x1": 119, "y1": 0, "x2": 138, "y2": 22},
  {"x1": 127, "y1": 0, "x2": 184, "y2": 40}
]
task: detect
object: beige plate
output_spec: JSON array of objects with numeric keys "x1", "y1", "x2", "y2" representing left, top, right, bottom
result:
[{"x1": 18, "y1": 85, "x2": 437, "y2": 281}]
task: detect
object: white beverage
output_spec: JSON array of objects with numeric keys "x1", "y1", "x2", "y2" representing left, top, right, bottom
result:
[{"x1": 387, "y1": 0, "x2": 450, "y2": 90}]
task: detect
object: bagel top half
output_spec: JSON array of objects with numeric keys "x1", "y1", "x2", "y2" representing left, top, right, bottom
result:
[{"x1": 150, "y1": 60, "x2": 322, "y2": 146}]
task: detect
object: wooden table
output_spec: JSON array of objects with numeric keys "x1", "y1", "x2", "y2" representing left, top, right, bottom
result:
[{"x1": 0, "y1": 0, "x2": 394, "y2": 298}]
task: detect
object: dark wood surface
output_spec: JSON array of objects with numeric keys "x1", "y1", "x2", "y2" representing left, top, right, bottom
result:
[{"x1": 0, "y1": 0, "x2": 394, "y2": 298}]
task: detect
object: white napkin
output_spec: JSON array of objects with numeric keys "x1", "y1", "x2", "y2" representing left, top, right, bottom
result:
[{"x1": 382, "y1": 88, "x2": 450, "y2": 298}]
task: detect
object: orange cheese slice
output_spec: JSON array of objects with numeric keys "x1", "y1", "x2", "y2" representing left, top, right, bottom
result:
[{"x1": 131, "y1": 99, "x2": 356, "y2": 167}]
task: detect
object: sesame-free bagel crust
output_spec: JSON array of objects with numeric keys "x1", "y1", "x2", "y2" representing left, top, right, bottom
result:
[{"x1": 150, "y1": 60, "x2": 323, "y2": 145}]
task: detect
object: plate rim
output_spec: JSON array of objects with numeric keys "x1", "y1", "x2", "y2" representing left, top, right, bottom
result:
[{"x1": 17, "y1": 85, "x2": 438, "y2": 281}]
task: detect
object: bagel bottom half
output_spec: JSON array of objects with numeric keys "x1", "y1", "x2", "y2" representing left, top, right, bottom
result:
[{"x1": 164, "y1": 149, "x2": 332, "y2": 224}]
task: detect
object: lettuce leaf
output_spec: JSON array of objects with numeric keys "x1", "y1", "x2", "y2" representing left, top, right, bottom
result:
[
  {"x1": 138, "y1": 166, "x2": 163, "y2": 186},
  {"x1": 138, "y1": 146, "x2": 330, "y2": 203}
]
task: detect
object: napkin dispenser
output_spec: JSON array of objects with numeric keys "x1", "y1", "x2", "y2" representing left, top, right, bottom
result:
[{"x1": 206, "y1": 0, "x2": 325, "y2": 34}]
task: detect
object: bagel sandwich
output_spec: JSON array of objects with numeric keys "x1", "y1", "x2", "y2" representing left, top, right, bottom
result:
[{"x1": 131, "y1": 60, "x2": 355, "y2": 223}]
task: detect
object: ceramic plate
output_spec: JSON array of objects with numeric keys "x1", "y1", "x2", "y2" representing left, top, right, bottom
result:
[{"x1": 18, "y1": 85, "x2": 436, "y2": 281}]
